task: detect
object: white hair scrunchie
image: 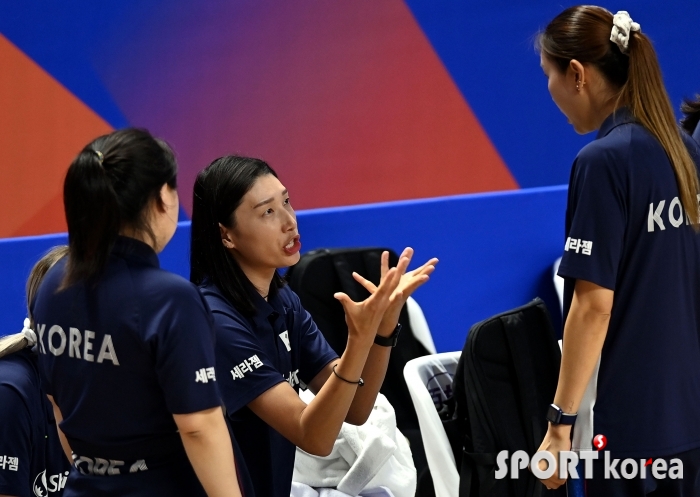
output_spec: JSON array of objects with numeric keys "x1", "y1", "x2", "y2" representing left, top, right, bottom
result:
[
  {"x1": 22, "y1": 317, "x2": 37, "y2": 347},
  {"x1": 610, "y1": 11, "x2": 641, "y2": 53}
]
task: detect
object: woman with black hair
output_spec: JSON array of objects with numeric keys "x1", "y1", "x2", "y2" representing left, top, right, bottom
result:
[
  {"x1": 190, "y1": 155, "x2": 437, "y2": 497},
  {"x1": 32, "y1": 129, "x2": 242, "y2": 497}
]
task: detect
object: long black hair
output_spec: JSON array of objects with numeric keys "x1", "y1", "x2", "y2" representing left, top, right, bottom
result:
[
  {"x1": 681, "y1": 95, "x2": 700, "y2": 135},
  {"x1": 62, "y1": 128, "x2": 177, "y2": 288},
  {"x1": 190, "y1": 155, "x2": 286, "y2": 317}
]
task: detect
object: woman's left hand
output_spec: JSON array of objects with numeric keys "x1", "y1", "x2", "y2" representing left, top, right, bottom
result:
[
  {"x1": 535, "y1": 424, "x2": 572, "y2": 490},
  {"x1": 352, "y1": 248, "x2": 438, "y2": 337}
]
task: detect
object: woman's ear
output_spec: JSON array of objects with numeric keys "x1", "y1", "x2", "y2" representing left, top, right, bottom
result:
[
  {"x1": 157, "y1": 184, "x2": 178, "y2": 213},
  {"x1": 219, "y1": 223, "x2": 235, "y2": 249},
  {"x1": 569, "y1": 59, "x2": 587, "y2": 91}
]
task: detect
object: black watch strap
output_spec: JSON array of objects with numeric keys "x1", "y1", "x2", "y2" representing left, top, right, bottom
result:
[
  {"x1": 374, "y1": 323, "x2": 402, "y2": 347},
  {"x1": 546, "y1": 404, "x2": 577, "y2": 425}
]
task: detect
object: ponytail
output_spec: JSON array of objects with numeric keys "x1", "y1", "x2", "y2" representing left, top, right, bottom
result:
[
  {"x1": 538, "y1": 6, "x2": 700, "y2": 226},
  {"x1": 620, "y1": 33, "x2": 700, "y2": 225},
  {"x1": 0, "y1": 321, "x2": 34, "y2": 359},
  {"x1": 62, "y1": 129, "x2": 178, "y2": 288},
  {"x1": 62, "y1": 147, "x2": 120, "y2": 288}
]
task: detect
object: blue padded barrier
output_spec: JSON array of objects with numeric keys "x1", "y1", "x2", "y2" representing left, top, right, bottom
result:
[{"x1": 0, "y1": 185, "x2": 568, "y2": 352}]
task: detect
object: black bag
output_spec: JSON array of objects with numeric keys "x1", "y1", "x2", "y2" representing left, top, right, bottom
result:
[
  {"x1": 285, "y1": 247, "x2": 431, "y2": 471},
  {"x1": 449, "y1": 298, "x2": 565, "y2": 497}
]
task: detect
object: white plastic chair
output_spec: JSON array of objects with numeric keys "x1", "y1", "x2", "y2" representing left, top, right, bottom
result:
[
  {"x1": 406, "y1": 296, "x2": 436, "y2": 354},
  {"x1": 403, "y1": 351, "x2": 461, "y2": 497},
  {"x1": 553, "y1": 258, "x2": 564, "y2": 352},
  {"x1": 553, "y1": 257, "x2": 564, "y2": 315}
]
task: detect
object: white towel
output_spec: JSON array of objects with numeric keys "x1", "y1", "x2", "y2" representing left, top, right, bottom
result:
[
  {"x1": 293, "y1": 390, "x2": 416, "y2": 497},
  {"x1": 291, "y1": 481, "x2": 397, "y2": 497}
]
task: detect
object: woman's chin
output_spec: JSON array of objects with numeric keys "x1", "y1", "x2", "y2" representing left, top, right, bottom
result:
[{"x1": 284, "y1": 252, "x2": 302, "y2": 267}]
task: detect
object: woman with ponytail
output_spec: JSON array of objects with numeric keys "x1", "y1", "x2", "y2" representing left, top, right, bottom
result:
[
  {"x1": 31, "y1": 129, "x2": 243, "y2": 497},
  {"x1": 0, "y1": 246, "x2": 71, "y2": 497},
  {"x1": 536, "y1": 7, "x2": 700, "y2": 494}
]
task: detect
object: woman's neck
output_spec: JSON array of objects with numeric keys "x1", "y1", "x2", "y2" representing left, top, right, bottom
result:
[
  {"x1": 238, "y1": 263, "x2": 275, "y2": 300},
  {"x1": 118, "y1": 227, "x2": 154, "y2": 250}
]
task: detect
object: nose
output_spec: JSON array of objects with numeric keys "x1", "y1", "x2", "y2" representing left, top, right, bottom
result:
[{"x1": 283, "y1": 207, "x2": 297, "y2": 232}]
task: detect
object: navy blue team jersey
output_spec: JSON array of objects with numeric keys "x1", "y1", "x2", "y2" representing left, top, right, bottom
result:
[
  {"x1": 0, "y1": 348, "x2": 70, "y2": 497},
  {"x1": 559, "y1": 108, "x2": 700, "y2": 458},
  {"x1": 32, "y1": 236, "x2": 222, "y2": 496},
  {"x1": 199, "y1": 280, "x2": 338, "y2": 497},
  {"x1": 693, "y1": 121, "x2": 700, "y2": 145}
]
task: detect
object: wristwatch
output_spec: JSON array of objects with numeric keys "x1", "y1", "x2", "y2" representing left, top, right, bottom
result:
[
  {"x1": 546, "y1": 404, "x2": 577, "y2": 425},
  {"x1": 374, "y1": 323, "x2": 402, "y2": 347}
]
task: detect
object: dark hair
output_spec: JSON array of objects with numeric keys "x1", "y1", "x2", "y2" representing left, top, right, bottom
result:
[
  {"x1": 190, "y1": 155, "x2": 286, "y2": 317},
  {"x1": 681, "y1": 95, "x2": 700, "y2": 135},
  {"x1": 537, "y1": 6, "x2": 700, "y2": 226},
  {"x1": 62, "y1": 128, "x2": 177, "y2": 287}
]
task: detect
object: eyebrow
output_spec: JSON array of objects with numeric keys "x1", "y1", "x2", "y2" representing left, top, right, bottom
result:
[{"x1": 253, "y1": 189, "x2": 288, "y2": 208}]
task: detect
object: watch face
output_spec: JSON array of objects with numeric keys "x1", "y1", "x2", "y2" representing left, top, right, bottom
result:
[{"x1": 546, "y1": 404, "x2": 561, "y2": 424}]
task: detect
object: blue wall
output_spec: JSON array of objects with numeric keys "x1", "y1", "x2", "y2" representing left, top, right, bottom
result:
[
  {"x1": 405, "y1": 0, "x2": 700, "y2": 188},
  {"x1": 0, "y1": 186, "x2": 567, "y2": 352}
]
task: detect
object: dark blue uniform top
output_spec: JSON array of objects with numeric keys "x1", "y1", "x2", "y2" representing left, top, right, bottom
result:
[
  {"x1": 559, "y1": 109, "x2": 700, "y2": 458},
  {"x1": 199, "y1": 281, "x2": 338, "y2": 497},
  {"x1": 0, "y1": 348, "x2": 70, "y2": 497},
  {"x1": 693, "y1": 120, "x2": 700, "y2": 145},
  {"x1": 33, "y1": 237, "x2": 222, "y2": 496}
]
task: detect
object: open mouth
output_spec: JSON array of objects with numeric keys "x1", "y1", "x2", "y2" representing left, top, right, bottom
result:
[{"x1": 283, "y1": 235, "x2": 301, "y2": 255}]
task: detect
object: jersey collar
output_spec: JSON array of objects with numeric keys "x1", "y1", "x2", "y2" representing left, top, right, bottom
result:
[
  {"x1": 597, "y1": 107, "x2": 636, "y2": 139},
  {"x1": 112, "y1": 235, "x2": 160, "y2": 268},
  {"x1": 244, "y1": 279, "x2": 283, "y2": 328}
]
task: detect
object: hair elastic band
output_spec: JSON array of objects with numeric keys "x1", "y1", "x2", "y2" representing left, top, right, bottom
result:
[
  {"x1": 332, "y1": 364, "x2": 364, "y2": 386},
  {"x1": 22, "y1": 318, "x2": 37, "y2": 347},
  {"x1": 610, "y1": 11, "x2": 641, "y2": 54},
  {"x1": 94, "y1": 150, "x2": 104, "y2": 165}
]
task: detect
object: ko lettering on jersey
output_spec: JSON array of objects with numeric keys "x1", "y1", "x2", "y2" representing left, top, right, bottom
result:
[
  {"x1": 200, "y1": 280, "x2": 338, "y2": 497},
  {"x1": 558, "y1": 108, "x2": 700, "y2": 458},
  {"x1": 32, "y1": 237, "x2": 222, "y2": 496},
  {"x1": 647, "y1": 194, "x2": 700, "y2": 232}
]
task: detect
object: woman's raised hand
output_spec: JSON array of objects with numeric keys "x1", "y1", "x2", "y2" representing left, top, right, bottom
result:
[
  {"x1": 333, "y1": 261, "x2": 403, "y2": 345},
  {"x1": 351, "y1": 248, "x2": 438, "y2": 337}
]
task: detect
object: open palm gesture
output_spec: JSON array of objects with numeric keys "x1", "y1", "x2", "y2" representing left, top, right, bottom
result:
[{"x1": 351, "y1": 248, "x2": 438, "y2": 337}]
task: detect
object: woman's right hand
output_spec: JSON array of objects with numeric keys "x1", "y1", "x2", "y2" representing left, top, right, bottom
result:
[{"x1": 333, "y1": 260, "x2": 404, "y2": 346}]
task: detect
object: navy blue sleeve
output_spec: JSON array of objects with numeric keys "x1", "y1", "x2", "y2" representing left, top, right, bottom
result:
[
  {"x1": 287, "y1": 292, "x2": 339, "y2": 385},
  {"x1": 0, "y1": 384, "x2": 33, "y2": 497},
  {"x1": 154, "y1": 284, "x2": 222, "y2": 414},
  {"x1": 558, "y1": 146, "x2": 627, "y2": 291},
  {"x1": 212, "y1": 309, "x2": 286, "y2": 414}
]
